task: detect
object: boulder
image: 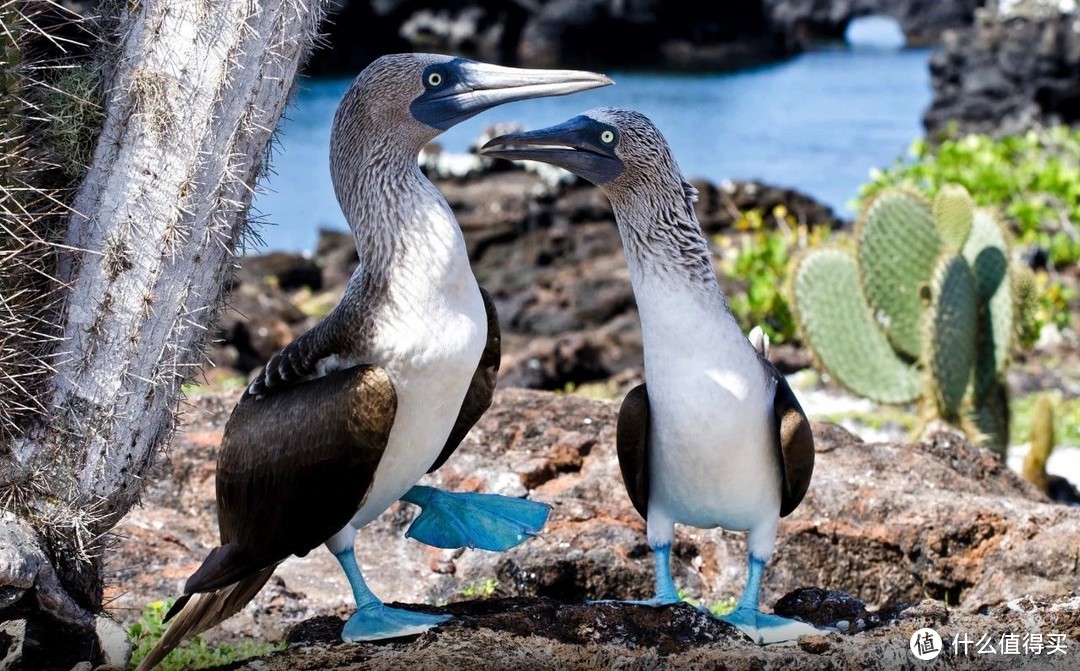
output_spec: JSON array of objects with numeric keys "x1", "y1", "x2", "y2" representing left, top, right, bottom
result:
[
  {"x1": 761, "y1": 0, "x2": 985, "y2": 48},
  {"x1": 925, "y1": 8, "x2": 1080, "y2": 135}
]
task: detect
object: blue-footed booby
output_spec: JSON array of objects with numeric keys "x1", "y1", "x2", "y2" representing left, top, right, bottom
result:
[
  {"x1": 481, "y1": 109, "x2": 817, "y2": 645},
  {"x1": 136, "y1": 55, "x2": 611, "y2": 670}
]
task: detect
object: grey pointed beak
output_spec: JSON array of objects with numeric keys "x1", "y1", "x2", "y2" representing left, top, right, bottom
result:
[
  {"x1": 480, "y1": 115, "x2": 625, "y2": 185},
  {"x1": 411, "y1": 62, "x2": 612, "y2": 130}
]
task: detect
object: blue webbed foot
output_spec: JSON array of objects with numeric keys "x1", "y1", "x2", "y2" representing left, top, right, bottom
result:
[
  {"x1": 342, "y1": 603, "x2": 450, "y2": 642},
  {"x1": 719, "y1": 607, "x2": 821, "y2": 645},
  {"x1": 401, "y1": 485, "x2": 550, "y2": 551}
]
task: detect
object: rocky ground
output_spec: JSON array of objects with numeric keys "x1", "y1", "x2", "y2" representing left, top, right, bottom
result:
[{"x1": 103, "y1": 386, "x2": 1080, "y2": 669}]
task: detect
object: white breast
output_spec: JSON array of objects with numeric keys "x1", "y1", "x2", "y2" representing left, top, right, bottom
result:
[
  {"x1": 346, "y1": 202, "x2": 487, "y2": 529},
  {"x1": 635, "y1": 279, "x2": 781, "y2": 533}
]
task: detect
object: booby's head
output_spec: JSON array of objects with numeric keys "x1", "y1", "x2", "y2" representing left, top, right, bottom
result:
[
  {"x1": 332, "y1": 54, "x2": 613, "y2": 153},
  {"x1": 482, "y1": 108, "x2": 715, "y2": 284},
  {"x1": 479, "y1": 107, "x2": 688, "y2": 206}
]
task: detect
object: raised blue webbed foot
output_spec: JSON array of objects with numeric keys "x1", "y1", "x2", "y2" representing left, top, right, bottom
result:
[
  {"x1": 342, "y1": 603, "x2": 450, "y2": 642},
  {"x1": 401, "y1": 485, "x2": 550, "y2": 551},
  {"x1": 720, "y1": 607, "x2": 821, "y2": 645}
]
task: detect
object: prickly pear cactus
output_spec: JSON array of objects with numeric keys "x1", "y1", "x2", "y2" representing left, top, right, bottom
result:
[{"x1": 791, "y1": 184, "x2": 1020, "y2": 452}]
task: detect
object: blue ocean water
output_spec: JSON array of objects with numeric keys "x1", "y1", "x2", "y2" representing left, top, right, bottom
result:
[{"x1": 252, "y1": 47, "x2": 932, "y2": 252}]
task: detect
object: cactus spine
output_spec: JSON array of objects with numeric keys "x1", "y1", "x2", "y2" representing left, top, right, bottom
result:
[{"x1": 791, "y1": 184, "x2": 1024, "y2": 452}]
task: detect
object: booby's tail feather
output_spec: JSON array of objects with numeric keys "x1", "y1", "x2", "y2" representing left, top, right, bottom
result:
[
  {"x1": 135, "y1": 566, "x2": 276, "y2": 671},
  {"x1": 400, "y1": 485, "x2": 550, "y2": 551}
]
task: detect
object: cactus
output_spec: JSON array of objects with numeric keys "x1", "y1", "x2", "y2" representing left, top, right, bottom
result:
[
  {"x1": 1022, "y1": 396, "x2": 1055, "y2": 493},
  {"x1": 791, "y1": 184, "x2": 1025, "y2": 452}
]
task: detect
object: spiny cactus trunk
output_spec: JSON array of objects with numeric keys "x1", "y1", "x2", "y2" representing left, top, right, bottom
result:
[{"x1": 0, "y1": 0, "x2": 328, "y2": 664}]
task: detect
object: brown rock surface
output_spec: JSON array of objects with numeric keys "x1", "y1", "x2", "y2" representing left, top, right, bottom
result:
[
  {"x1": 108, "y1": 388, "x2": 1080, "y2": 668},
  {"x1": 229, "y1": 594, "x2": 1080, "y2": 670}
]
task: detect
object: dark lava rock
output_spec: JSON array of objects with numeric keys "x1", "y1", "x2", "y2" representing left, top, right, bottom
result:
[
  {"x1": 925, "y1": 9, "x2": 1080, "y2": 135},
  {"x1": 774, "y1": 587, "x2": 912, "y2": 632},
  {"x1": 762, "y1": 0, "x2": 983, "y2": 48},
  {"x1": 236, "y1": 252, "x2": 322, "y2": 291}
]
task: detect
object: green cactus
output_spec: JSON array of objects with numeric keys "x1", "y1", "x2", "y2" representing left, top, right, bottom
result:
[
  {"x1": 791, "y1": 184, "x2": 1021, "y2": 452},
  {"x1": 791, "y1": 249, "x2": 923, "y2": 404},
  {"x1": 856, "y1": 190, "x2": 940, "y2": 359},
  {"x1": 1022, "y1": 395, "x2": 1054, "y2": 493}
]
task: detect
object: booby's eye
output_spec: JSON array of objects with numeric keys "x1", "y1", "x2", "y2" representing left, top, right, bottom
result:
[
  {"x1": 427, "y1": 72, "x2": 444, "y2": 87},
  {"x1": 600, "y1": 129, "x2": 615, "y2": 144}
]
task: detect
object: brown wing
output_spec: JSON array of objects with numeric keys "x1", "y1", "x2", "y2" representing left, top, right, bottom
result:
[
  {"x1": 616, "y1": 383, "x2": 651, "y2": 520},
  {"x1": 427, "y1": 285, "x2": 501, "y2": 473},
  {"x1": 765, "y1": 360, "x2": 815, "y2": 517},
  {"x1": 185, "y1": 365, "x2": 396, "y2": 593}
]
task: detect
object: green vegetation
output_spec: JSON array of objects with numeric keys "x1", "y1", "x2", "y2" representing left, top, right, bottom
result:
[
  {"x1": 181, "y1": 375, "x2": 249, "y2": 395},
  {"x1": 128, "y1": 599, "x2": 283, "y2": 671},
  {"x1": 716, "y1": 205, "x2": 836, "y2": 344},
  {"x1": 459, "y1": 578, "x2": 499, "y2": 599},
  {"x1": 818, "y1": 406, "x2": 918, "y2": 434},
  {"x1": 39, "y1": 63, "x2": 104, "y2": 178},
  {"x1": 560, "y1": 379, "x2": 622, "y2": 400},
  {"x1": 858, "y1": 127, "x2": 1080, "y2": 269},
  {"x1": 676, "y1": 588, "x2": 737, "y2": 616},
  {"x1": 791, "y1": 185, "x2": 1028, "y2": 452}
]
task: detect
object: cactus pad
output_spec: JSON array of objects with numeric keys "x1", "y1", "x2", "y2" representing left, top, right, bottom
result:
[
  {"x1": 792, "y1": 249, "x2": 921, "y2": 404},
  {"x1": 857, "y1": 190, "x2": 941, "y2": 359},
  {"x1": 925, "y1": 255, "x2": 978, "y2": 420},
  {"x1": 933, "y1": 184, "x2": 975, "y2": 251},
  {"x1": 962, "y1": 210, "x2": 1012, "y2": 400}
]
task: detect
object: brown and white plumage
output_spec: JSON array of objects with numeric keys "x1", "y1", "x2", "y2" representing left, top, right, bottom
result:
[
  {"x1": 137, "y1": 55, "x2": 610, "y2": 668},
  {"x1": 483, "y1": 107, "x2": 817, "y2": 644}
]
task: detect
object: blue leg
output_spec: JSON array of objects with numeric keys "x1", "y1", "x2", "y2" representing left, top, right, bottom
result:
[
  {"x1": 400, "y1": 485, "x2": 550, "y2": 551},
  {"x1": 719, "y1": 554, "x2": 820, "y2": 645},
  {"x1": 592, "y1": 543, "x2": 681, "y2": 606},
  {"x1": 333, "y1": 548, "x2": 449, "y2": 642},
  {"x1": 650, "y1": 544, "x2": 680, "y2": 605}
]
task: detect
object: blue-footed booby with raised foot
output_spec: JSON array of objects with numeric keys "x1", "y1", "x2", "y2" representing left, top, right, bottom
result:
[
  {"x1": 136, "y1": 55, "x2": 611, "y2": 670},
  {"x1": 481, "y1": 109, "x2": 817, "y2": 645}
]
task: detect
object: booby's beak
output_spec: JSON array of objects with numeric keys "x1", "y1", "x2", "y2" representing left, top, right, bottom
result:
[
  {"x1": 410, "y1": 60, "x2": 612, "y2": 130},
  {"x1": 480, "y1": 114, "x2": 625, "y2": 185}
]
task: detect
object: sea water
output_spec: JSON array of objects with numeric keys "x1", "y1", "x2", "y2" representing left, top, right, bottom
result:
[{"x1": 252, "y1": 48, "x2": 932, "y2": 252}]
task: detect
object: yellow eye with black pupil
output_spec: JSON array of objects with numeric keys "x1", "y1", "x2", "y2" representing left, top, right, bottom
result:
[
  {"x1": 427, "y1": 72, "x2": 443, "y2": 87},
  {"x1": 600, "y1": 130, "x2": 615, "y2": 144}
]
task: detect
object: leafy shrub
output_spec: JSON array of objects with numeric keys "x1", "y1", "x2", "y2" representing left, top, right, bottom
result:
[
  {"x1": 716, "y1": 205, "x2": 835, "y2": 345},
  {"x1": 858, "y1": 126, "x2": 1080, "y2": 269},
  {"x1": 790, "y1": 185, "x2": 1024, "y2": 452},
  {"x1": 128, "y1": 599, "x2": 282, "y2": 671}
]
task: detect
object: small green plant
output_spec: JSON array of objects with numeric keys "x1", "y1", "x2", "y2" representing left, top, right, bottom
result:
[
  {"x1": 791, "y1": 185, "x2": 1030, "y2": 452},
  {"x1": 181, "y1": 375, "x2": 249, "y2": 395},
  {"x1": 716, "y1": 205, "x2": 835, "y2": 344},
  {"x1": 129, "y1": 599, "x2": 282, "y2": 671},
  {"x1": 676, "y1": 588, "x2": 737, "y2": 616},
  {"x1": 459, "y1": 578, "x2": 499, "y2": 599},
  {"x1": 859, "y1": 127, "x2": 1080, "y2": 269}
]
